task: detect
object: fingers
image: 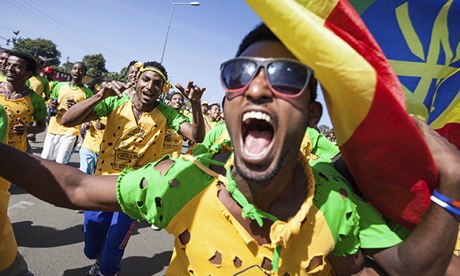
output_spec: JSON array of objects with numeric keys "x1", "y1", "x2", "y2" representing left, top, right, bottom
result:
[
  {"x1": 103, "y1": 81, "x2": 124, "y2": 98},
  {"x1": 175, "y1": 81, "x2": 205, "y2": 102},
  {"x1": 174, "y1": 83, "x2": 185, "y2": 93}
]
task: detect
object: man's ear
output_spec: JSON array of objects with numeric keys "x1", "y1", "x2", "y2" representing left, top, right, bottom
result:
[{"x1": 307, "y1": 101, "x2": 323, "y2": 128}]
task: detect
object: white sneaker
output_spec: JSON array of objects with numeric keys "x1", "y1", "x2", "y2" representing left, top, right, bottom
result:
[
  {"x1": 87, "y1": 260, "x2": 100, "y2": 276},
  {"x1": 151, "y1": 224, "x2": 162, "y2": 231}
]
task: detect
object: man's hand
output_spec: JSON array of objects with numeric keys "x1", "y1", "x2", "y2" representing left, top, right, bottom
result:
[
  {"x1": 66, "y1": 98, "x2": 76, "y2": 109},
  {"x1": 12, "y1": 119, "x2": 26, "y2": 135},
  {"x1": 175, "y1": 81, "x2": 206, "y2": 104},
  {"x1": 47, "y1": 99, "x2": 58, "y2": 110},
  {"x1": 411, "y1": 115, "x2": 460, "y2": 200},
  {"x1": 95, "y1": 120, "x2": 105, "y2": 130},
  {"x1": 98, "y1": 81, "x2": 132, "y2": 99}
]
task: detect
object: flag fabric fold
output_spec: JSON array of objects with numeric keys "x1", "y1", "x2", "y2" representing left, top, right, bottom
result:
[
  {"x1": 246, "y1": 0, "x2": 437, "y2": 230},
  {"x1": 351, "y1": 0, "x2": 460, "y2": 149}
]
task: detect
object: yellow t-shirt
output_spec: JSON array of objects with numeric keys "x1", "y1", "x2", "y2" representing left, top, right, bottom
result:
[
  {"x1": 0, "y1": 93, "x2": 47, "y2": 152},
  {"x1": 0, "y1": 106, "x2": 16, "y2": 271},
  {"x1": 161, "y1": 129, "x2": 183, "y2": 158},
  {"x1": 81, "y1": 117, "x2": 107, "y2": 154},
  {"x1": 47, "y1": 82, "x2": 93, "y2": 136},
  {"x1": 94, "y1": 95, "x2": 188, "y2": 175}
]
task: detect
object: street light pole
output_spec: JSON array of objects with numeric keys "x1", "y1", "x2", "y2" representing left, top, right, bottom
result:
[{"x1": 160, "y1": 1, "x2": 200, "y2": 64}]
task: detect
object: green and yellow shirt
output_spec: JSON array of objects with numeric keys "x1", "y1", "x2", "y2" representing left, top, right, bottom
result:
[
  {"x1": 81, "y1": 117, "x2": 108, "y2": 155},
  {"x1": 93, "y1": 94, "x2": 188, "y2": 175},
  {"x1": 26, "y1": 75, "x2": 50, "y2": 100},
  {"x1": 47, "y1": 82, "x2": 93, "y2": 136},
  {"x1": 0, "y1": 93, "x2": 47, "y2": 151},
  {"x1": 117, "y1": 148, "x2": 402, "y2": 275},
  {"x1": 0, "y1": 104, "x2": 17, "y2": 271}
]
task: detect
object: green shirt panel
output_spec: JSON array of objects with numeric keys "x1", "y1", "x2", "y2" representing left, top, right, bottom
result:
[
  {"x1": 26, "y1": 75, "x2": 50, "y2": 99},
  {"x1": 306, "y1": 127, "x2": 340, "y2": 164},
  {"x1": 51, "y1": 82, "x2": 93, "y2": 100},
  {"x1": 29, "y1": 92, "x2": 47, "y2": 122},
  {"x1": 117, "y1": 153, "x2": 215, "y2": 227},
  {"x1": 95, "y1": 96, "x2": 188, "y2": 133},
  {"x1": 312, "y1": 162, "x2": 402, "y2": 256},
  {"x1": 0, "y1": 104, "x2": 7, "y2": 143}
]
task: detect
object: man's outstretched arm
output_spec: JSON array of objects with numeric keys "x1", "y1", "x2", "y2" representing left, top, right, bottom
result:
[
  {"x1": 368, "y1": 116, "x2": 460, "y2": 276},
  {"x1": 0, "y1": 143, "x2": 120, "y2": 211}
]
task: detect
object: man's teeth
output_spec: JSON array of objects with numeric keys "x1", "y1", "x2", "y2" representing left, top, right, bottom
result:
[{"x1": 242, "y1": 111, "x2": 271, "y2": 123}]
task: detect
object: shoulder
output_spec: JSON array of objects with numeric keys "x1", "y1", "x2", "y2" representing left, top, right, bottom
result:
[{"x1": 117, "y1": 153, "x2": 217, "y2": 227}]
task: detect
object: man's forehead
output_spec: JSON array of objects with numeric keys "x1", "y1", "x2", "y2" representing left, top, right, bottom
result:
[
  {"x1": 140, "y1": 68, "x2": 163, "y2": 79},
  {"x1": 7, "y1": 56, "x2": 26, "y2": 64}
]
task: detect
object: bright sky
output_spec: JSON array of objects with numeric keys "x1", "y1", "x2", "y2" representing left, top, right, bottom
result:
[{"x1": 0, "y1": 0, "x2": 332, "y2": 127}]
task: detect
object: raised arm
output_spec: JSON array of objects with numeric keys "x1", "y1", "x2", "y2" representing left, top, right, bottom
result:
[
  {"x1": 175, "y1": 81, "x2": 206, "y2": 143},
  {"x1": 367, "y1": 116, "x2": 460, "y2": 275},
  {"x1": 61, "y1": 81, "x2": 127, "y2": 127},
  {"x1": 0, "y1": 143, "x2": 120, "y2": 211}
]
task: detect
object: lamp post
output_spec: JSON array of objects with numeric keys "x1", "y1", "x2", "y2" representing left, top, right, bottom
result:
[{"x1": 160, "y1": 1, "x2": 200, "y2": 63}]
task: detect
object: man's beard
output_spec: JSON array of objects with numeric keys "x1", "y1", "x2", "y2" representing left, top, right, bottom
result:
[{"x1": 233, "y1": 151, "x2": 288, "y2": 186}]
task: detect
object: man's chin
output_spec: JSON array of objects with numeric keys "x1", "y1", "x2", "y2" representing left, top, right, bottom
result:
[{"x1": 234, "y1": 157, "x2": 280, "y2": 185}]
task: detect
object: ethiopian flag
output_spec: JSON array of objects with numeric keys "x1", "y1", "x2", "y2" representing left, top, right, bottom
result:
[
  {"x1": 246, "y1": 0, "x2": 437, "y2": 230},
  {"x1": 351, "y1": 0, "x2": 460, "y2": 150}
]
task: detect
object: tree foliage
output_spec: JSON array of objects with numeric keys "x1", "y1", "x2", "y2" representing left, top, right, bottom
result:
[
  {"x1": 82, "y1": 54, "x2": 108, "y2": 78},
  {"x1": 103, "y1": 71, "x2": 124, "y2": 82},
  {"x1": 12, "y1": 38, "x2": 61, "y2": 66}
]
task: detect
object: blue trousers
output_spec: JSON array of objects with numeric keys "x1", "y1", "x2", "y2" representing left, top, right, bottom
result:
[{"x1": 84, "y1": 211, "x2": 137, "y2": 275}]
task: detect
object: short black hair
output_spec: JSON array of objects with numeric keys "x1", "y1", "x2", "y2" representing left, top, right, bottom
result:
[
  {"x1": 143, "y1": 61, "x2": 168, "y2": 80},
  {"x1": 10, "y1": 51, "x2": 37, "y2": 73},
  {"x1": 1, "y1": 49, "x2": 13, "y2": 55},
  {"x1": 170, "y1": 91, "x2": 184, "y2": 101},
  {"x1": 128, "y1": 60, "x2": 137, "y2": 68},
  {"x1": 236, "y1": 23, "x2": 317, "y2": 101},
  {"x1": 209, "y1": 103, "x2": 220, "y2": 110},
  {"x1": 73, "y1": 61, "x2": 87, "y2": 73}
]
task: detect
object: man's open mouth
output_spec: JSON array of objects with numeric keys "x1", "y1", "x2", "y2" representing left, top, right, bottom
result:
[
  {"x1": 241, "y1": 111, "x2": 274, "y2": 158},
  {"x1": 142, "y1": 91, "x2": 154, "y2": 101}
]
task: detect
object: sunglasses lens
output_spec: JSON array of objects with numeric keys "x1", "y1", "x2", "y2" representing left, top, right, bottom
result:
[
  {"x1": 267, "y1": 61, "x2": 309, "y2": 95},
  {"x1": 221, "y1": 60, "x2": 257, "y2": 91}
]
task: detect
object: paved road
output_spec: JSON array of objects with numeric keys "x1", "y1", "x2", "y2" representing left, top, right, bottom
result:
[{"x1": 8, "y1": 133, "x2": 174, "y2": 275}]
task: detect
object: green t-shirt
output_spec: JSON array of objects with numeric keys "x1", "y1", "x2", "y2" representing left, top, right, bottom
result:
[{"x1": 0, "y1": 104, "x2": 7, "y2": 143}]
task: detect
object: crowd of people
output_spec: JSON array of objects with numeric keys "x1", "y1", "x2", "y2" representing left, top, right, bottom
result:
[{"x1": 0, "y1": 6, "x2": 460, "y2": 276}]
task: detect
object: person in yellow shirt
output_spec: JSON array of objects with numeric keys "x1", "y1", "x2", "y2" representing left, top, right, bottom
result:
[
  {"x1": 26, "y1": 57, "x2": 50, "y2": 101},
  {"x1": 0, "y1": 104, "x2": 30, "y2": 275},
  {"x1": 204, "y1": 102, "x2": 223, "y2": 131},
  {"x1": 162, "y1": 91, "x2": 190, "y2": 158},
  {"x1": 40, "y1": 62, "x2": 92, "y2": 164},
  {"x1": 0, "y1": 49, "x2": 12, "y2": 83},
  {"x1": 0, "y1": 21, "x2": 460, "y2": 275},
  {"x1": 60, "y1": 61, "x2": 206, "y2": 276},
  {"x1": 0, "y1": 52, "x2": 47, "y2": 152}
]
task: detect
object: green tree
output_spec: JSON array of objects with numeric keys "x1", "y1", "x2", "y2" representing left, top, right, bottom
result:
[
  {"x1": 82, "y1": 54, "x2": 107, "y2": 78},
  {"x1": 12, "y1": 38, "x2": 61, "y2": 66},
  {"x1": 103, "y1": 71, "x2": 124, "y2": 81}
]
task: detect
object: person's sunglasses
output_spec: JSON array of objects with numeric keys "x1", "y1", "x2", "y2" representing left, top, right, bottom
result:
[{"x1": 220, "y1": 57, "x2": 314, "y2": 100}]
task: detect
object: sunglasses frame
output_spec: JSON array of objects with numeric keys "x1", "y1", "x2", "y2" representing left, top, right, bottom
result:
[{"x1": 220, "y1": 57, "x2": 314, "y2": 100}]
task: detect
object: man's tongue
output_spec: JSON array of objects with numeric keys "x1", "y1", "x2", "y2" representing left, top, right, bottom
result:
[{"x1": 244, "y1": 130, "x2": 272, "y2": 155}]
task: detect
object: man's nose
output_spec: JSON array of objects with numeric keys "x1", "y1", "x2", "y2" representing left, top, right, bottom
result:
[{"x1": 245, "y1": 68, "x2": 273, "y2": 102}]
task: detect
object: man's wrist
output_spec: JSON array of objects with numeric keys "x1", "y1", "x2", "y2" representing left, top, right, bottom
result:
[{"x1": 430, "y1": 190, "x2": 460, "y2": 222}]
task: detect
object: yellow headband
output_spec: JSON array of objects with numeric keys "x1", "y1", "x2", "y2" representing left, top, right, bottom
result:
[
  {"x1": 133, "y1": 61, "x2": 144, "y2": 68},
  {"x1": 136, "y1": 67, "x2": 171, "y2": 93}
]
